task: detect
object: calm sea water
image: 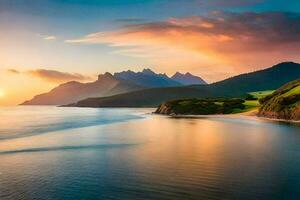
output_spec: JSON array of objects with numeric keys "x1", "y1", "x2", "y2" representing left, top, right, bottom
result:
[{"x1": 0, "y1": 106, "x2": 300, "y2": 200}]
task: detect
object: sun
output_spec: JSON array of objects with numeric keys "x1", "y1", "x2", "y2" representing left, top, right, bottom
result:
[{"x1": 0, "y1": 89, "x2": 5, "y2": 98}]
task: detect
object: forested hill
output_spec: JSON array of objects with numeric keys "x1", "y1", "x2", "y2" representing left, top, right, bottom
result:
[{"x1": 203, "y1": 62, "x2": 300, "y2": 96}]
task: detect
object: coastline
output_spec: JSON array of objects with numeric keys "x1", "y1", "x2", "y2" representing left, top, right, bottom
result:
[{"x1": 155, "y1": 109, "x2": 300, "y2": 124}]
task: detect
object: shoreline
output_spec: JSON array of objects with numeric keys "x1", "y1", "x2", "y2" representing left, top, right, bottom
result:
[{"x1": 156, "y1": 109, "x2": 300, "y2": 124}]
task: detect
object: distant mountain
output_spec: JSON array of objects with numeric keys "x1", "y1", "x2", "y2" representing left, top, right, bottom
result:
[
  {"x1": 171, "y1": 72, "x2": 207, "y2": 85},
  {"x1": 21, "y1": 73, "x2": 143, "y2": 105},
  {"x1": 22, "y1": 68, "x2": 203, "y2": 105},
  {"x1": 114, "y1": 68, "x2": 182, "y2": 88},
  {"x1": 69, "y1": 62, "x2": 300, "y2": 107},
  {"x1": 258, "y1": 79, "x2": 300, "y2": 120}
]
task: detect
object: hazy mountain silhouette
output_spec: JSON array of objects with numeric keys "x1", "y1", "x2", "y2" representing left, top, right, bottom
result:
[
  {"x1": 22, "y1": 69, "x2": 204, "y2": 105},
  {"x1": 21, "y1": 72, "x2": 142, "y2": 105}
]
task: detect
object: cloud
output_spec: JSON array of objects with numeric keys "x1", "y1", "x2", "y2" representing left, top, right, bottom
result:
[
  {"x1": 27, "y1": 69, "x2": 92, "y2": 83},
  {"x1": 43, "y1": 35, "x2": 57, "y2": 40},
  {"x1": 67, "y1": 11, "x2": 300, "y2": 50},
  {"x1": 66, "y1": 11, "x2": 300, "y2": 81},
  {"x1": 36, "y1": 33, "x2": 57, "y2": 41},
  {"x1": 6, "y1": 69, "x2": 20, "y2": 74},
  {"x1": 5, "y1": 68, "x2": 93, "y2": 83}
]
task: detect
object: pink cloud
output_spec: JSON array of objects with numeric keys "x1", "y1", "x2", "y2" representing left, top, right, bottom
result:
[{"x1": 66, "y1": 11, "x2": 300, "y2": 81}]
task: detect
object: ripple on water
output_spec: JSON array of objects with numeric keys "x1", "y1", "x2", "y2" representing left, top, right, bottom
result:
[{"x1": 0, "y1": 107, "x2": 300, "y2": 200}]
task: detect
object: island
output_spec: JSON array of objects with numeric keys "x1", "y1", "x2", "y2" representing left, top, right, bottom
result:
[{"x1": 155, "y1": 98, "x2": 247, "y2": 115}]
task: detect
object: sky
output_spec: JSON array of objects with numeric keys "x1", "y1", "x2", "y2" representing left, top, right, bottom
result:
[{"x1": 1, "y1": 0, "x2": 300, "y2": 106}]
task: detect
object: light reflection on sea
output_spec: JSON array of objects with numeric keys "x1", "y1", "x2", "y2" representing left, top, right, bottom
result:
[{"x1": 0, "y1": 106, "x2": 300, "y2": 200}]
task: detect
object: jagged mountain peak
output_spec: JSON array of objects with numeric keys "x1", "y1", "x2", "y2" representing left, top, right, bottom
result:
[
  {"x1": 113, "y1": 68, "x2": 181, "y2": 88},
  {"x1": 172, "y1": 72, "x2": 194, "y2": 77},
  {"x1": 97, "y1": 72, "x2": 114, "y2": 81},
  {"x1": 22, "y1": 67, "x2": 208, "y2": 106},
  {"x1": 142, "y1": 68, "x2": 156, "y2": 75},
  {"x1": 173, "y1": 72, "x2": 184, "y2": 76},
  {"x1": 171, "y1": 71, "x2": 207, "y2": 85}
]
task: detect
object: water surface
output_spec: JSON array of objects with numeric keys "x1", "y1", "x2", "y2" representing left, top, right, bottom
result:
[{"x1": 0, "y1": 106, "x2": 300, "y2": 200}]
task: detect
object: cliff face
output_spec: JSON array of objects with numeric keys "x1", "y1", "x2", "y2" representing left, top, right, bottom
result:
[
  {"x1": 258, "y1": 79, "x2": 300, "y2": 121},
  {"x1": 258, "y1": 109, "x2": 300, "y2": 120},
  {"x1": 155, "y1": 103, "x2": 175, "y2": 115}
]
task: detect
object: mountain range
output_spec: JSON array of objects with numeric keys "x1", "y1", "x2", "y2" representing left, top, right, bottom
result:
[
  {"x1": 21, "y1": 69, "x2": 206, "y2": 105},
  {"x1": 69, "y1": 62, "x2": 300, "y2": 107},
  {"x1": 114, "y1": 69, "x2": 179, "y2": 88}
]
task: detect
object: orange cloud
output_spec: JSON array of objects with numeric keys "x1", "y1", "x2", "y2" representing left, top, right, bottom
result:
[
  {"x1": 66, "y1": 11, "x2": 300, "y2": 81},
  {"x1": 6, "y1": 69, "x2": 20, "y2": 74},
  {"x1": 27, "y1": 69, "x2": 92, "y2": 83}
]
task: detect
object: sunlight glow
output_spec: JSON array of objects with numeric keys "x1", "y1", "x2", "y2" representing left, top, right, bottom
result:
[{"x1": 0, "y1": 89, "x2": 5, "y2": 98}]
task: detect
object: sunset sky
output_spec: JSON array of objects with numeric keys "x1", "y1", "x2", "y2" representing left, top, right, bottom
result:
[{"x1": 1, "y1": 0, "x2": 300, "y2": 106}]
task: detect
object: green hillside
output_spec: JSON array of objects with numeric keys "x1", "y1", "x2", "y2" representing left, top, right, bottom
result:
[
  {"x1": 248, "y1": 90, "x2": 274, "y2": 99},
  {"x1": 67, "y1": 87, "x2": 213, "y2": 107},
  {"x1": 258, "y1": 79, "x2": 300, "y2": 121},
  {"x1": 68, "y1": 62, "x2": 300, "y2": 108},
  {"x1": 155, "y1": 98, "x2": 246, "y2": 115},
  {"x1": 200, "y1": 62, "x2": 300, "y2": 97}
]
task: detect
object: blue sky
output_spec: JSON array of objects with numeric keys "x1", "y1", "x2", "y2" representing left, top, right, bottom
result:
[
  {"x1": 3, "y1": 0, "x2": 300, "y2": 33},
  {"x1": 1, "y1": 0, "x2": 300, "y2": 73}
]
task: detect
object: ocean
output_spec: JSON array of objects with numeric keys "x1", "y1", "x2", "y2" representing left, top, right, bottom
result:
[{"x1": 0, "y1": 106, "x2": 300, "y2": 200}]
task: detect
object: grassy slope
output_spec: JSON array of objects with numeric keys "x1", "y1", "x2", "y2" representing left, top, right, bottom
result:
[
  {"x1": 249, "y1": 90, "x2": 274, "y2": 99},
  {"x1": 282, "y1": 85, "x2": 300, "y2": 97},
  {"x1": 241, "y1": 100, "x2": 260, "y2": 112},
  {"x1": 227, "y1": 99, "x2": 259, "y2": 114},
  {"x1": 258, "y1": 79, "x2": 300, "y2": 120},
  {"x1": 236, "y1": 90, "x2": 274, "y2": 113}
]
